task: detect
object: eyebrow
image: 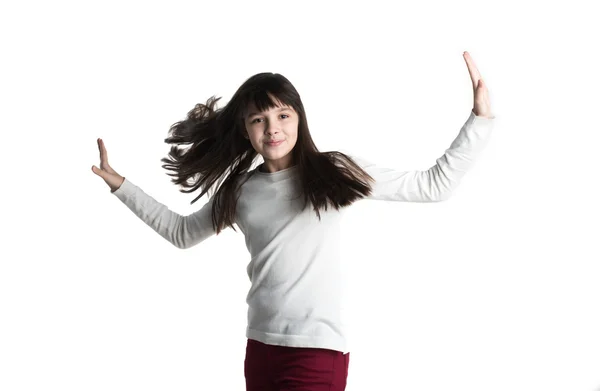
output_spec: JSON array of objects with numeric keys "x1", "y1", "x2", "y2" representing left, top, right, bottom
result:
[{"x1": 247, "y1": 107, "x2": 291, "y2": 117}]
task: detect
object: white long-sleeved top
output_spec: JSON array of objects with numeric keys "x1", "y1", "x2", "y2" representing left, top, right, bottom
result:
[{"x1": 112, "y1": 110, "x2": 495, "y2": 354}]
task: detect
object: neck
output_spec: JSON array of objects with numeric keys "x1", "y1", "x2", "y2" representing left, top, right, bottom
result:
[{"x1": 259, "y1": 162, "x2": 296, "y2": 173}]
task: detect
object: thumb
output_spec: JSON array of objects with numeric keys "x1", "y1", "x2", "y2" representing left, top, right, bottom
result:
[{"x1": 91, "y1": 165, "x2": 104, "y2": 177}]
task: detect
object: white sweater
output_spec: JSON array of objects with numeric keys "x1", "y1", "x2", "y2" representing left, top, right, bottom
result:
[{"x1": 112, "y1": 110, "x2": 495, "y2": 354}]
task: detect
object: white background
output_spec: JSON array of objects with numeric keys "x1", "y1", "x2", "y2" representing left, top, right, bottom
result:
[{"x1": 1, "y1": 0, "x2": 599, "y2": 390}]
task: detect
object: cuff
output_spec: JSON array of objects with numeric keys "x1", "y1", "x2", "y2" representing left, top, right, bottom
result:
[
  {"x1": 471, "y1": 109, "x2": 495, "y2": 120},
  {"x1": 111, "y1": 177, "x2": 137, "y2": 200}
]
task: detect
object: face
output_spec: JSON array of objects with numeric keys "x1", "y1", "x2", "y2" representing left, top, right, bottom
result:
[{"x1": 244, "y1": 97, "x2": 299, "y2": 172}]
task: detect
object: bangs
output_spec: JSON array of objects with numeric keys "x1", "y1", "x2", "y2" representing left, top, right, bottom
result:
[
  {"x1": 251, "y1": 91, "x2": 290, "y2": 112},
  {"x1": 243, "y1": 90, "x2": 294, "y2": 118},
  {"x1": 234, "y1": 73, "x2": 301, "y2": 121}
]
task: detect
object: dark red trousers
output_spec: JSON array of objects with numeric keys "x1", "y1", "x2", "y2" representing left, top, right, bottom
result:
[{"x1": 244, "y1": 338, "x2": 350, "y2": 391}]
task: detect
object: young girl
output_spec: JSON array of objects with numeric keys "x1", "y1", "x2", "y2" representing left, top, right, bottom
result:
[{"x1": 92, "y1": 51, "x2": 495, "y2": 391}]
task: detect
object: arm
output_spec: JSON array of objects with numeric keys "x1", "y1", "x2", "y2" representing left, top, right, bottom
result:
[
  {"x1": 112, "y1": 178, "x2": 218, "y2": 249},
  {"x1": 346, "y1": 110, "x2": 495, "y2": 202}
]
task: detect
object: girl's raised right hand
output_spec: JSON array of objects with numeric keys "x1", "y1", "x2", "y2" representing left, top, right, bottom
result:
[{"x1": 92, "y1": 138, "x2": 125, "y2": 192}]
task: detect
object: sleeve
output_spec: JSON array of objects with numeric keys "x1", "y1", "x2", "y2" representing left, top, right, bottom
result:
[
  {"x1": 344, "y1": 110, "x2": 495, "y2": 202},
  {"x1": 111, "y1": 177, "x2": 219, "y2": 249}
]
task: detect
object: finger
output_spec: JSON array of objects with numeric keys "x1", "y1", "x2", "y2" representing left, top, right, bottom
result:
[
  {"x1": 478, "y1": 78, "x2": 490, "y2": 95},
  {"x1": 97, "y1": 138, "x2": 103, "y2": 160},
  {"x1": 463, "y1": 51, "x2": 481, "y2": 80},
  {"x1": 91, "y1": 165, "x2": 105, "y2": 178},
  {"x1": 463, "y1": 52, "x2": 479, "y2": 90},
  {"x1": 98, "y1": 138, "x2": 109, "y2": 165},
  {"x1": 463, "y1": 51, "x2": 482, "y2": 90}
]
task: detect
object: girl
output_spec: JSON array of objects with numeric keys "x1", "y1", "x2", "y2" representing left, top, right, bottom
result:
[{"x1": 92, "y1": 51, "x2": 495, "y2": 391}]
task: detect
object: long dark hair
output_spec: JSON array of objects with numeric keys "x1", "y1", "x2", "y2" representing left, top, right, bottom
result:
[{"x1": 160, "y1": 72, "x2": 375, "y2": 235}]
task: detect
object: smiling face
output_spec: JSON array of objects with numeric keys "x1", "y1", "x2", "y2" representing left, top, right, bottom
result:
[{"x1": 243, "y1": 95, "x2": 299, "y2": 173}]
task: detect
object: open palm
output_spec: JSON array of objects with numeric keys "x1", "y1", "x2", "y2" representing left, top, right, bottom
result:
[
  {"x1": 91, "y1": 138, "x2": 125, "y2": 192},
  {"x1": 463, "y1": 51, "x2": 494, "y2": 119}
]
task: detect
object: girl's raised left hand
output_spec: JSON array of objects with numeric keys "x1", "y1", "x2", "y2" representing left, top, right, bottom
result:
[{"x1": 463, "y1": 51, "x2": 494, "y2": 119}]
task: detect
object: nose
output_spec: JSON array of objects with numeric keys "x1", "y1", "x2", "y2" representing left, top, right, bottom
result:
[{"x1": 265, "y1": 121, "x2": 280, "y2": 136}]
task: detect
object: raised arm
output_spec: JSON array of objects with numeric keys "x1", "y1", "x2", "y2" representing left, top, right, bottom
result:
[
  {"x1": 112, "y1": 178, "x2": 218, "y2": 249},
  {"x1": 344, "y1": 110, "x2": 495, "y2": 202},
  {"x1": 92, "y1": 137, "x2": 219, "y2": 249},
  {"x1": 346, "y1": 51, "x2": 496, "y2": 202}
]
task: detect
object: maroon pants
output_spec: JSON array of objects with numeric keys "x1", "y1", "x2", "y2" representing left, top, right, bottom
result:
[{"x1": 244, "y1": 338, "x2": 350, "y2": 391}]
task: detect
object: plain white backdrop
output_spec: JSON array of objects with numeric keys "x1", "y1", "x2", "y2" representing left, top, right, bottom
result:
[{"x1": 1, "y1": 0, "x2": 599, "y2": 390}]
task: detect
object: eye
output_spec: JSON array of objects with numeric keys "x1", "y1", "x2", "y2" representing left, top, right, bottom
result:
[{"x1": 251, "y1": 114, "x2": 289, "y2": 124}]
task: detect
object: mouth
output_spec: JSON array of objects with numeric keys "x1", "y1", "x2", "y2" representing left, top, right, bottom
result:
[{"x1": 265, "y1": 140, "x2": 284, "y2": 146}]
